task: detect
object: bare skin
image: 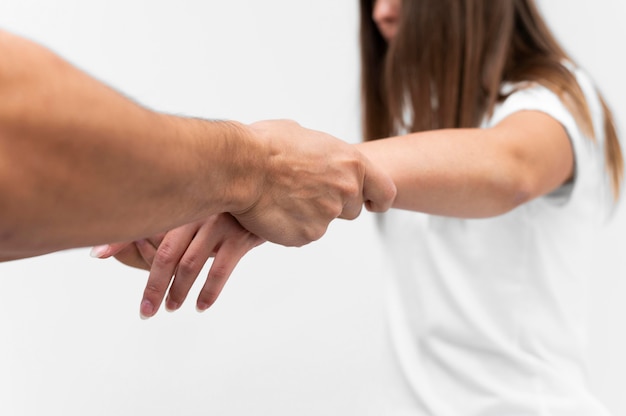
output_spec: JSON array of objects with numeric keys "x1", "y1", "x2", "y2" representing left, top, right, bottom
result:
[
  {"x1": 96, "y1": 0, "x2": 574, "y2": 319},
  {"x1": 95, "y1": 214, "x2": 264, "y2": 318},
  {"x1": 96, "y1": 109, "x2": 573, "y2": 319},
  {"x1": 0, "y1": 30, "x2": 396, "y2": 260},
  {"x1": 355, "y1": 111, "x2": 574, "y2": 218}
]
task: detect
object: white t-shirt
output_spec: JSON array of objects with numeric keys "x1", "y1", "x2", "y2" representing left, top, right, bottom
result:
[{"x1": 378, "y1": 68, "x2": 614, "y2": 416}]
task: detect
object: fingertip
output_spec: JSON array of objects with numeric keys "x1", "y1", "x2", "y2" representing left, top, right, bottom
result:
[
  {"x1": 165, "y1": 298, "x2": 180, "y2": 312},
  {"x1": 196, "y1": 302, "x2": 211, "y2": 313},
  {"x1": 90, "y1": 245, "x2": 110, "y2": 258},
  {"x1": 140, "y1": 299, "x2": 155, "y2": 320}
]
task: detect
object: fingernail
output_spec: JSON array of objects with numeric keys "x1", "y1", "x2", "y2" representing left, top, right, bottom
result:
[
  {"x1": 90, "y1": 245, "x2": 110, "y2": 258},
  {"x1": 140, "y1": 299, "x2": 155, "y2": 320},
  {"x1": 196, "y1": 302, "x2": 210, "y2": 313},
  {"x1": 165, "y1": 299, "x2": 179, "y2": 312}
]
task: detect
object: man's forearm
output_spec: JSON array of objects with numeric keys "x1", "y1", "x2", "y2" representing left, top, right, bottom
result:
[
  {"x1": 0, "y1": 30, "x2": 396, "y2": 258},
  {"x1": 0, "y1": 31, "x2": 263, "y2": 257}
]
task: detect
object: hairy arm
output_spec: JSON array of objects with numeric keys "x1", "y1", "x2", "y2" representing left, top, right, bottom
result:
[
  {"x1": 0, "y1": 31, "x2": 395, "y2": 259},
  {"x1": 356, "y1": 111, "x2": 574, "y2": 218},
  {"x1": 0, "y1": 31, "x2": 264, "y2": 258}
]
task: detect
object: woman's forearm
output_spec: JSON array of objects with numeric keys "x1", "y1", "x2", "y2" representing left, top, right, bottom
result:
[
  {"x1": 356, "y1": 131, "x2": 523, "y2": 218},
  {"x1": 356, "y1": 112, "x2": 573, "y2": 218}
]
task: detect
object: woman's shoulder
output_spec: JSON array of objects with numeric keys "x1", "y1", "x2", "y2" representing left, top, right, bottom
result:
[
  {"x1": 485, "y1": 81, "x2": 575, "y2": 129},
  {"x1": 486, "y1": 63, "x2": 611, "y2": 212},
  {"x1": 488, "y1": 63, "x2": 602, "y2": 132}
]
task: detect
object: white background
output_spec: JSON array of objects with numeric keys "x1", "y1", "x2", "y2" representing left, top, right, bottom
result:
[{"x1": 0, "y1": 1, "x2": 624, "y2": 415}]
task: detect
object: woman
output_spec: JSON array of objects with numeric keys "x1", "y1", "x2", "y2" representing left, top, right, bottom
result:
[
  {"x1": 354, "y1": 0, "x2": 623, "y2": 414},
  {"x1": 97, "y1": 0, "x2": 623, "y2": 413}
]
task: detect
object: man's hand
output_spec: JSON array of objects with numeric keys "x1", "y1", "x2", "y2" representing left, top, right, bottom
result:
[{"x1": 233, "y1": 120, "x2": 396, "y2": 246}]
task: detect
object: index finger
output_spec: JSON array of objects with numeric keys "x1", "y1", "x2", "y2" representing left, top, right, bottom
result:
[{"x1": 140, "y1": 225, "x2": 197, "y2": 319}]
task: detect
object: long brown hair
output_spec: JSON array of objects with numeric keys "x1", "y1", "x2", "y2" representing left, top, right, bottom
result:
[{"x1": 360, "y1": 0, "x2": 623, "y2": 198}]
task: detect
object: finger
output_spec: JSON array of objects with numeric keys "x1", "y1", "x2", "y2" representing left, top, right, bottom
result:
[
  {"x1": 196, "y1": 234, "x2": 264, "y2": 312},
  {"x1": 338, "y1": 198, "x2": 363, "y2": 221},
  {"x1": 338, "y1": 167, "x2": 364, "y2": 220},
  {"x1": 112, "y1": 243, "x2": 151, "y2": 270},
  {"x1": 164, "y1": 225, "x2": 217, "y2": 312},
  {"x1": 90, "y1": 242, "x2": 132, "y2": 259},
  {"x1": 147, "y1": 233, "x2": 166, "y2": 250},
  {"x1": 134, "y1": 238, "x2": 158, "y2": 267},
  {"x1": 361, "y1": 157, "x2": 397, "y2": 212},
  {"x1": 140, "y1": 225, "x2": 198, "y2": 320}
]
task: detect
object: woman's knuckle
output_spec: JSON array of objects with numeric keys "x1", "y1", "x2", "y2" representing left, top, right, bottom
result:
[
  {"x1": 178, "y1": 255, "x2": 200, "y2": 277},
  {"x1": 210, "y1": 264, "x2": 229, "y2": 280},
  {"x1": 144, "y1": 282, "x2": 165, "y2": 296}
]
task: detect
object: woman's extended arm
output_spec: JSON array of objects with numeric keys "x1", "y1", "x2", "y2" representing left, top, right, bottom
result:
[{"x1": 356, "y1": 111, "x2": 574, "y2": 218}]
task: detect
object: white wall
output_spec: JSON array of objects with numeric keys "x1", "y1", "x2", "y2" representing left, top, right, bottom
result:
[{"x1": 0, "y1": 1, "x2": 624, "y2": 415}]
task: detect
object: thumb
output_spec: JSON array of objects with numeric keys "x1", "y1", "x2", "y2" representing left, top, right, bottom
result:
[{"x1": 362, "y1": 157, "x2": 396, "y2": 213}]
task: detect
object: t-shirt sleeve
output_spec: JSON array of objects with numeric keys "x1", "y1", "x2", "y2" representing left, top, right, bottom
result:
[{"x1": 485, "y1": 81, "x2": 605, "y2": 205}]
